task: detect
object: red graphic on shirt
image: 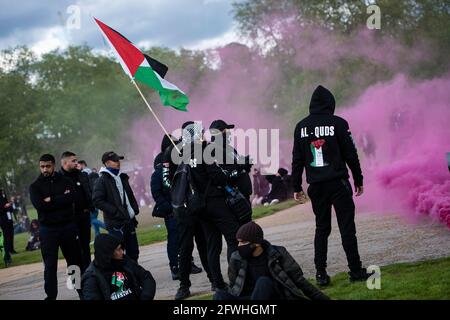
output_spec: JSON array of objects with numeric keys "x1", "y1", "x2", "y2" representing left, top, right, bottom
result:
[{"x1": 311, "y1": 139, "x2": 326, "y2": 149}]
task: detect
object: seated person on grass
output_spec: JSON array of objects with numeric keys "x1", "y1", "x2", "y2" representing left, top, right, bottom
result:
[
  {"x1": 81, "y1": 234, "x2": 156, "y2": 300},
  {"x1": 214, "y1": 221, "x2": 330, "y2": 300}
]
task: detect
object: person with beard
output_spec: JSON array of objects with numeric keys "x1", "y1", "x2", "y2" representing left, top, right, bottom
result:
[
  {"x1": 292, "y1": 85, "x2": 371, "y2": 286},
  {"x1": 209, "y1": 120, "x2": 253, "y2": 223},
  {"x1": 214, "y1": 221, "x2": 329, "y2": 300},
  {"x1": 29, "y1": 154, "x2": 83, "y2": 300},
  {"x1": 81, "y1": 233, "x2": 155, "y2": 300},
  {"x1": 60, "y1": 151, "x2": 94, "y2": 271}
]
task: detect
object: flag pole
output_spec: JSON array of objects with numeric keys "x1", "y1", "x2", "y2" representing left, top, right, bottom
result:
[{"x1": 131, "y1": 79, "x2": 180, "y2": 154}]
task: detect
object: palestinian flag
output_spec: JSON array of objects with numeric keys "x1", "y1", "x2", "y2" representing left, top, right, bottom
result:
[{"x1": 94, "y1": 18, "x2": 189, "y2": 111}]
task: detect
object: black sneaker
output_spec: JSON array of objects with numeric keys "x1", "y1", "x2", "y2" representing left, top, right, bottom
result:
[
  {"x1": 316, "y1": 271, "x2": 331, "y2": 286},
  {"x1": 348, "y1": 268, "x2": 374, "y2": 283},
  {"x1": 171, "y1": 266, "x2": 180, "y2": 280},
  {"x1": 175, "y1": 286, "x2": 190, "y2": 300},
  {"x1": 190, "y1": 263, "x2": 202, "y2": 274}
]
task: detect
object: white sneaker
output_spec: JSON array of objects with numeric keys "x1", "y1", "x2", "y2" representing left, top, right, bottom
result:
[{"x1": 269, "y1": 199, "x2": 280, "y2": 205}]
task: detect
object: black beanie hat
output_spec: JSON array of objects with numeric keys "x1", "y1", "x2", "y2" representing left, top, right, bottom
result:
[
  {"x1": 236, "y1": 221, "x2": 264, "y2": 244},
  {"x1": 278, "y1": 168, "x2": 288, "y2": 176}
]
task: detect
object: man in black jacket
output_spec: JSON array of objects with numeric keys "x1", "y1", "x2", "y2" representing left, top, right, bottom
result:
[
  {"x1": 292, "y1": 85, "x2": 370, "y2": 286},
  {"x1": 163, "y1": 124, "x2": 216, "y2": 300},
  {"x1": 60, "y1": 151, "x2": 93, "y2": 271},
  {"x1": 214, "y1": 221, "x2": 329, "y2": 300},
  {"x1": 92, "y1": 151, "x2": 140, "y2": 262},
  {"x1": 177, "y1": 122, "x2": 241, "y2": 296},
  {"x1": 81, "y1": 233, "x2": 155, "y2": 300},
  {"x1": 29, "y1": 154, "x2": 83, "y2": 300},
  {"x1": 209, "y1": 120, "x2": 253, "y2": 204},
  {"x1": 151, "y1": 135, "x2": 180, "y2": 280}
]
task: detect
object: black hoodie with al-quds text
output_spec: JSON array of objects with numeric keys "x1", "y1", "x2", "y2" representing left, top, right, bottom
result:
[{"x1": 291, "y1": 85, "x2": 363, "y2": 192}]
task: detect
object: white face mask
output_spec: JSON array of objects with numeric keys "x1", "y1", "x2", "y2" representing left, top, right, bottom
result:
[{"x1": 182, "y1": 122, "x2": 204, "y2": 145}]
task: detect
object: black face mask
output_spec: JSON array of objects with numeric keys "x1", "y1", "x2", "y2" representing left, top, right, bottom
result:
[{"x1": 238, "y1": 243, "x2": 256, "y2": 259}]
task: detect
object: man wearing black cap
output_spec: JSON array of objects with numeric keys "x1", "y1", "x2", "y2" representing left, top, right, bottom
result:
[
  {"x1": 93, "y1": 151, "x2": 140, "y2": 262},
  {"x1": 209, "y1": 120, "x2": 253, "y2": 214},
  {"x1": 29, "y1": 154, "x2": 83, "y2": 300},
  {"x1": 291, "y1": 85, "x2": 370, "y2": 286},
  {"x1": 214, "y1": 221, "x2": 329, "y2": 300}
]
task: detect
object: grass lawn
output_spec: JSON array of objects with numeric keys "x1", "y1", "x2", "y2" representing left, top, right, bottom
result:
[
  {"x1": 189, "y1": 256, "x2": 450, "y2": 300},
  {"x1": 1, "y1": 200, "x2": 299, "y2": 269}
]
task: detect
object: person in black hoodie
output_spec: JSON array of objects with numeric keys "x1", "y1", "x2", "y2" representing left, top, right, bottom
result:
[
  {"x1": 29, "y1": 154, "x2": 83, "y2": 300},
  {"x1": 81, "y1": 233, "x2": 155, "y2": 300},
  {"x1": 292, "y1": 85, "x2": 371, "y2": 286},
  {"x1": 60, "y1": 151, "x2": 94, "y2": 271},
  {"x1": 92, "y1": 151, "x2": 140, "y2": 262},
  {"x1": 151, "y1": 134, "x2": 180, "y2": 280}
]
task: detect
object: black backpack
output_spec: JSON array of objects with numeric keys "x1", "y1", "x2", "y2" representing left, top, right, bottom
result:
[{"x1": 171, "y1": 163, "x2": 209, "y2": 215}]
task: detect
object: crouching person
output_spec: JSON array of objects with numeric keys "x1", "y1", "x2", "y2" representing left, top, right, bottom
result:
[
  {"x1": 214, "y1": 221, "x2": 329, "y2": 300},
  {"x1": 81, "y1": 234, "x2": 156, "y2": 300}
]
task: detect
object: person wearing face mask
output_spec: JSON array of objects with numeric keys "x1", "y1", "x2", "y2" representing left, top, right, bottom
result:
[
  {"x1": 29, "y1": 154, "x2": 83, "y2": 300},
  {"x1": 214, "y1": 221, "x2": 329, "y2": 300},
  {"x1": 209, "y1": 120, "x2": 253, "y2": 222},
  {"x1": 92, "y1": 151, "x2": 140, "y2": 262},
  {"x1": 81, "y1": 233, "x2": 155, "y2": 300}
]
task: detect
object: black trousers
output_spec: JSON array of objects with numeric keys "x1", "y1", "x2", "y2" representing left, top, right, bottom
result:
[
  {"x1": 1, "y1": 218, "x2": 14, "y2": 255},
  {"x1": 108, "y1": 220, "x2": 139, "y2": 262},
  {"x1": 74, "y1": 212, "x2": 91, "y2": 272},
  {"x1": 40, "y1": 222, "x2": 83, "y2": 299},
  {"x1": 200, "y1": 197, "x2": 240, "y2": 289},
  {"x1": 307, "y1": 179, "x2": 362, "y2": 272},
  {"x1": 174, "y1": 208, "x2": 210, "y2": 288}
]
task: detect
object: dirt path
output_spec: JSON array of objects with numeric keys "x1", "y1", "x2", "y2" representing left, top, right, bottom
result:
[{"x1": 0, "y1": 202, "x2": 449, "y2": 300}]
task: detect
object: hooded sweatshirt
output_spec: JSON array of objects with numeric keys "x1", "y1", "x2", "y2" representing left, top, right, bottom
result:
[
  {"x1": 291, "y1": 85, "x2": 363, "y2": 192},
  {"x1": 81, "y1": 234, "x2": 155, "y2": 300}
]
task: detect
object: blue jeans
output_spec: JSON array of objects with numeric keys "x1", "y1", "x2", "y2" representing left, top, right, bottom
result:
[
  {"x1": 90, "y1": 210, "x2": 106, "y2": 236},
  {"x1": 108, "y1": 220, "x2": 139, "y2": 262},
  {"x1": 164, "y1": 215, "x2": 179, "y2": 269}
]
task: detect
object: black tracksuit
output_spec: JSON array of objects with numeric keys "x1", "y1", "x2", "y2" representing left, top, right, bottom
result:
[
  {"x1": 92, "y1": 169, "x2": 140, "y2": 262},
  {"x1": 60, "y1": 168, "x2": 93, "y2": 271},
  {"x1": 291, "y1": 85, "x2": 364, "y2": 272},
  {"x1": 29, "y1": 172, "x2": 83, "y2": 299}
]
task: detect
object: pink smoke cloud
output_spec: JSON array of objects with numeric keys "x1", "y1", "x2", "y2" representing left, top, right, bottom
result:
[{"x1": 340, "y1": 74, "x2": 450, "y2": 228}]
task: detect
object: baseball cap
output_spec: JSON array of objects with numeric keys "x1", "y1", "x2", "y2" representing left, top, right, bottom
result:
[
  {"x1": 101, "y1": 151, "x2": 124, "y2": 164},
  {"x1": 209, "y1": 119, "x2": 235, "y2": 132}
]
